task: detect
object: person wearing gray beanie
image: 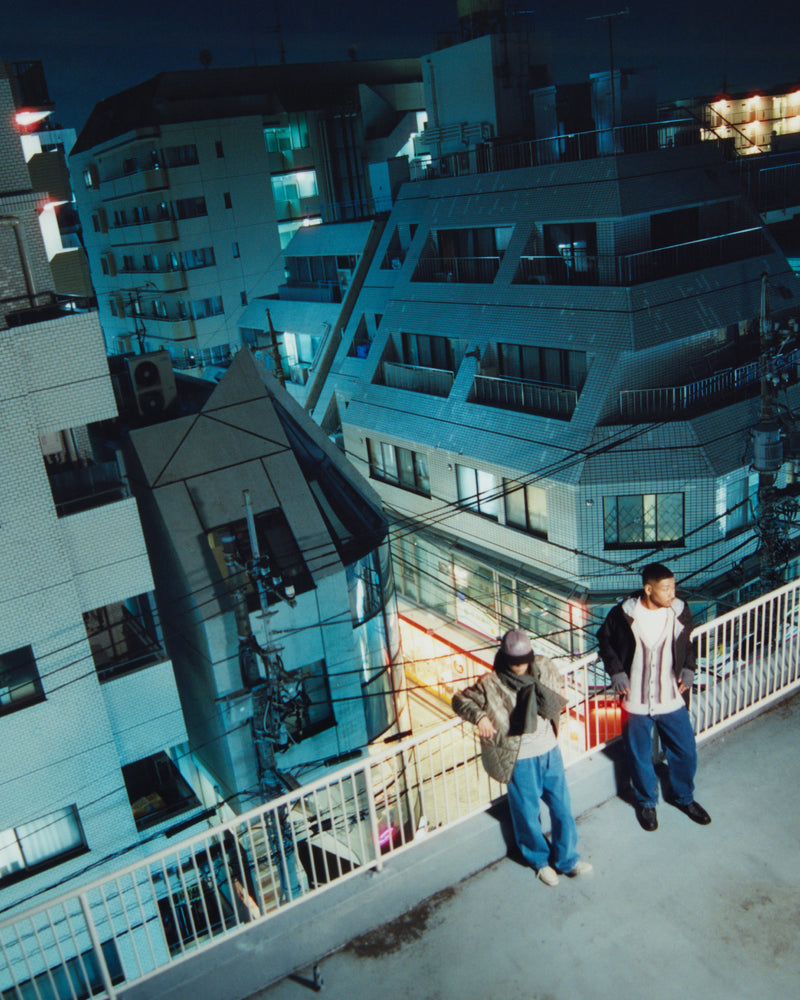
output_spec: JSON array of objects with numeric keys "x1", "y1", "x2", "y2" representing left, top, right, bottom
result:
[{"x1": 452, "y1": 628, "x2": 591, "y2": 887}]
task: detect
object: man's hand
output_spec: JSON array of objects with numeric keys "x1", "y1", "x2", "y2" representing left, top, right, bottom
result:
[
  {"x1": 611, "y1": 672, "x2": 630, "y2": 699},
  {"x1": 477, "y1": 716, "x2": 496, "y2": 739}
]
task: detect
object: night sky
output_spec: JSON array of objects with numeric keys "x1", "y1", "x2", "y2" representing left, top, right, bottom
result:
[{"x1": 3, "y1": 0, "x2": 798, "y2": 132}]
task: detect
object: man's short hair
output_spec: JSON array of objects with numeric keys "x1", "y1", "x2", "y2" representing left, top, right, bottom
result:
[{"x1": 641, "y1": 563, "x2": 674, "y2": 588}]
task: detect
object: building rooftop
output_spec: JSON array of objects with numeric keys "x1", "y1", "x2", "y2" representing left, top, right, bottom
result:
[
  {"x1": 244, "y1": 690, "x2": 800, "y2": 1000},
  {"x1": 72, "y1": 58, "x2": 423, "y2": 153}
]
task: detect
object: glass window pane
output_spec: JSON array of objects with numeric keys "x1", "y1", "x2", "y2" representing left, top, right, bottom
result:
[
  {"x1": 477, "y1": 469, "x2": 498, "y2": 518},
  {"x1": 457, "y1": 465, "x2": 477, "y2": 507},
  {"x1": 381, "y1": 443, "x2": 398, "y2": 483},
  {"x1": 413, "y1": 452, "x2": 430, "y2": 495},
  {"x1": 617, "y1": 495, "x2": 643, "y2": 543},
  {"x1": 396, "y1": 447, "x2": 415, "y2": 489},
  {"x1": 657, "y1": 493, "x2": 683, "y2": 541},
  {"x1": 525, "y1": 484, "x2": 547, "y2": 535}
]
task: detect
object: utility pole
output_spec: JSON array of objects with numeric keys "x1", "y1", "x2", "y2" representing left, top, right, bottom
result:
[
  {"x1": 586, "y1": 8, "x2": 629, "y2": 133},
  {"x1": 751, "y1": 274, "x2": 800, "y2": 592}
]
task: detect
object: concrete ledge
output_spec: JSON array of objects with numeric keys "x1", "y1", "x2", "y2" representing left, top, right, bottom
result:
[{"x1": 119, "y1": 742, "x2": 621, "y2": 1000}]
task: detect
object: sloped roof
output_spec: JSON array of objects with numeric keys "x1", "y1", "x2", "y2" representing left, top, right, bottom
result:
[
  {"x1": 127, "y1": 350, "x2": 386, "y2": 619},
  {"x1": 72, "y1": 59, "x2": 422, "y2": 153}
]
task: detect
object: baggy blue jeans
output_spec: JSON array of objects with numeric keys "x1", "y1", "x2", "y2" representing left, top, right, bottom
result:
[
  {"x1": 623, "y1": 706, "x2": 697, "y2": 808},
  {"x1": 506, "y1": 747, "x2": 580, "y2": 873}
]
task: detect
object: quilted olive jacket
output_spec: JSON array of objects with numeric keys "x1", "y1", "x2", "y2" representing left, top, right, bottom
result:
[{"x1": 451, "y1": 654, "x2": 564, "y2": 784}]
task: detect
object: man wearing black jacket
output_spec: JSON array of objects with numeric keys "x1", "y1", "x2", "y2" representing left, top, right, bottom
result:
[{"x1": 597, "y1": 563, "x2": 711, "y2": 832}]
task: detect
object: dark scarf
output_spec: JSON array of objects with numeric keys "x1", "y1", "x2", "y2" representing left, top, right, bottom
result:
[{"x1": 495, "y1": 657, "x2": 566, "y2": 735}]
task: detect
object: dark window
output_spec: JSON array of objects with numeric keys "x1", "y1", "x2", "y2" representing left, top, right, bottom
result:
[
  {"x1": 498, "y1": 342, "x2": 587, "y2": 390},
  {"x1": 215, "y1": 140, "x2": 224, "y2": 158},
  {"x1": 1, "y1": 941, "x2": 123, "y2": 1000},
  {"x1": 603, "y1": 493, "x2": 684, "y2": 548},
  {"x1": 83, "y1": 593, "x2": 163, "y2": 681},
  {"x1": 367, "y1": 440, "x2": 430, "y2": 496},
  {"x1": 232, "y1": 241, "x2": 240, "y2": 258},
  {"x1": 164, "y1": 144, "x2": 199, "y2": 167},
  {"x1": 240, "y1": 290, "x2": 248, "y2": 306},
  {"x1": 122, "y1": 752, "x2": 201, "y2": 831},
  {"x1": 173, "y1": 196, "x2": 207, "y2": 220},
  {"x1": 223, "y1": 191, "x2": 232, "y2": 209},
  {"x1": 401, "y1": 332, "x2": 454, "y2": 371},
  {"x1": 0, "y1": 645, "x2": 45, "y2": 715},
  {"x1": 208, "y1": 509, "x2": 315, "y2": 610},
  {"x1": 100, "y1": 256, "x2": 109, "y2": 275}
]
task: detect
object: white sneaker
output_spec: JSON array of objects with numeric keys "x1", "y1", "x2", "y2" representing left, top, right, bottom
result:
[
  {"x1": 565, "y1": 860, "x2": 593, "y2": 877},
  {"x1": 536, "y1": 865, "x2": 560, "y2": 887}
]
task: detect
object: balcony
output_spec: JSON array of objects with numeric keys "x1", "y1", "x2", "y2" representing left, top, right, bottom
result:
[
  {"x1": 513, "y1": 229, "x2": 771, "y2": 288},
  {"x1": 379, "y1": 361, "x2": 454, "y2": 397},
  {"x1": 411, "y1": 255, "x2": 500, "y2": 284},
  {"x1": 99, "y1": 166, "x2": 169, "y2": 199},
  {"x1": 45, "y1": 457, "x2": 129, "y2": 517},
  {"x1": 619, "y1": 350, "x2": 799, "y2": 420},
  {"x1": 411, "y1": 117, "x2": 713, "y2": 181},
  {"x1": 472, "y1": 373, "x2": 578, "y2": 420},
  {"x1": 110, "y1": 218, "x2": 178, "y2": 246},
  {"x1": 1, "y1": 580, "x2": 798, "y2": 1000}
]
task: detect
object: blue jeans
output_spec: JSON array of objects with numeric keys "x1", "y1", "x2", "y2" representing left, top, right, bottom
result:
[
  {"x1": 623, "y1": 706, "x2": 697, "y2": 808},
  {"x1": 506, "y1": 747, "x2": 580, "y2": 873}
]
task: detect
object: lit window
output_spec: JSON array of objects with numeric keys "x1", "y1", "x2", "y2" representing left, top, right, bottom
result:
[
  {"x1": 0, "y1": 805, "x2": 86, "y2": 884},
  {"x1": 504, "y1": 480, "x2": 547, "y2": 538},
  {"x1": 457, "y1": 465, "x2": 498, "y2": 519}
]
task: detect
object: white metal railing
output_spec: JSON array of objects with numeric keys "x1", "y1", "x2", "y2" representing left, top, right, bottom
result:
[{"x1": 3, "y1": 580, "x2": 800, "y2": 999}]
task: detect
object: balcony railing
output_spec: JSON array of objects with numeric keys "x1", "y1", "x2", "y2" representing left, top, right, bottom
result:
[
  {"x1": 513, "y1": 229, "x2": 771, "y2": 288},
  {"x1": 2, "y1": 580, "x2": 800, "y2": 999},
  {"x1": 619, "y1": 350, "x2": 799, "y2": 420},
  {"x1": 381, "y1": 361, "x2": 454, "y2": 397},
  {"x1": 46, "y1": 458, "x2": 129, "y2": 517},
  {"x1": 411, "y1": 118, "x2": 712, "y2": 181},
  {"x1": 472, "y1": 374, "x2": 578, "y2": 420},
  {"x1": 412, "y1": 256, "x2": 500, "y2": 284}
]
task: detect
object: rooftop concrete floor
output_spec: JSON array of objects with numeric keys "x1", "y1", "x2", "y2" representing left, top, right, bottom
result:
[{"x1": 250, "y1": 692, "x2": 800, "y2": 1000}]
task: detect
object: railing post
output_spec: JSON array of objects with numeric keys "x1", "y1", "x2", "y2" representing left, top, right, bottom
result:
[
  {"x1": 364, "y1": 764, "x2": 385, "y2": 873},
  {"x1": 78, "y1": 892, "x2": 118, "y2": 1000}
]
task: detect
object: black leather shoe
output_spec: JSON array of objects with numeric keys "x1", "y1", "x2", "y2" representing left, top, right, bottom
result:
[
  {"x1": 636, "y1": 806, "x2": 658, "y2": 832},
  {"x1": 676, "y1": 801, "x2": 711, "y2": 825}
]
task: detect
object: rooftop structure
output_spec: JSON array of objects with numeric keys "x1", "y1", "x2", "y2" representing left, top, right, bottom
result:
[
  {"x1": 69, "y1": 61, "x2": 426, "y2": 364},
  {"x1": 124, "y1": 349, "x2": 409, "y2": 816}
]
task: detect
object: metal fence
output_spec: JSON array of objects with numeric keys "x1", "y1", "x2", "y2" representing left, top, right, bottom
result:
[{"x1": 3, "y1": 579, "x2": 800, "y2": 999}]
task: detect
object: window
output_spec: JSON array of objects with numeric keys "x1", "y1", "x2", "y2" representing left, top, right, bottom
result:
[
  {"x1": 401, "y1": 332, "x2": 454, "y2": 371},
  {"x1": 1, "y1": 941, "x2": 123, "y2": 1000},
  {"x1": 215, "y1": 140, "x2": 225, "y2": 158},
  {"x1": 172, "y1": 196, "x2": 207, "y2": 220},
  {"x1": 504, "y1": 480, "x2": 547, "y2": 538},
  {"x1": 456, "y1": 465, "x2": 499, "y2": 519},
  {"x1": 264, "y1": 119, "x2": 309, "y2": 153},
  {"x1": 232, "y1": 241, "x2": 240, "y2": 258},
  {"x1": 223, "y1": 191, "x2": 232, "y2": 209},
  {"x1": 498, "y1": 342, "x2": 587, "y2": 389},
  {"x1": 240, "y1": 290, "x2": 248, "y2": 306},
  {"x1": 122, "y1": 752, "x2": 200, "y2": 831},
  {"x1": 179, "y1": 246, "x2": 216, "y2": 270},
  {"x1": 0, "y1": 806, "x2": 86, "y2": 884},
  {"x1": 271, "y1": 170, "x2": 318, "y2": 209},
  {"x1": 121, "y1": 254, "x2": 134, "y2": 272},
  {"x1": 82, "y1": 164, "x2": 99, "y2": 189},
  {"x1": 163, "y1": 143, "x2": 199, "y2": 167},
  {"x1": 207, "y1": 509, "x2": 314, "y2": 611},
  {"x1": 0, "y1": 645, "x2": 44, "y2": 714},
  {"x1": 726, "y1": 474, "x2": 758, "y2": 535},
  {"x1": 100, "y1": 256, "x2": 109, "y2": 275},
  {"x1": 603, "y1": 493, "x2": 684, "y2": 548},
  {"x1": 367, "y1": 440, "x2": 430, "y2": 496},
  {"x1": 122, "y1": 156, "x2": 138, "y2": 175},
  {"x1": 189, "y1": 295, "x2": 224, "y2": 319}
]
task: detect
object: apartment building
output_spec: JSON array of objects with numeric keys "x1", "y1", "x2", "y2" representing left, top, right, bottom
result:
[
  {"x1": 0, "y1": 61, "x2": 207, "y2": 922},
  {"x1": 69, "y1": 61, "x2": 425, "y2": 366},
  {"x1": 321, "y1": 34, "x2": 800, "y2": 673},
  {"x1": 124, "y1": 349, "x2": 408, "y2": 813}
]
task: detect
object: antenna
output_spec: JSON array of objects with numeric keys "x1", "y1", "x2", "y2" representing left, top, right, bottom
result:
[{"x1": 586, "y1": 8, "x2": 629, "y2": 131}]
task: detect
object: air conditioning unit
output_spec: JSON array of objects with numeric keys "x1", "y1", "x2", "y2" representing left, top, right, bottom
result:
[{"x1": 127, "y1": 349, "x2": 177, "y2": 417}]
